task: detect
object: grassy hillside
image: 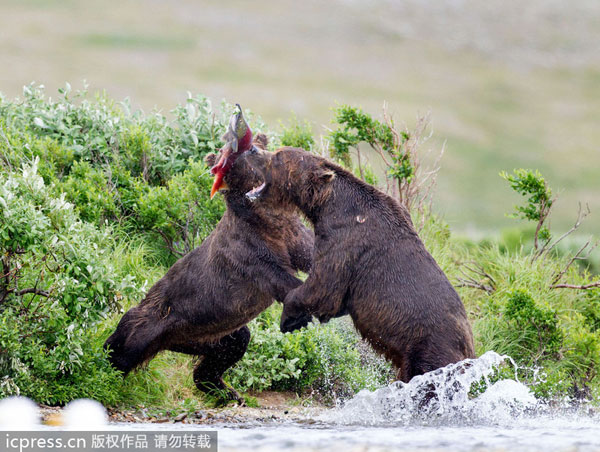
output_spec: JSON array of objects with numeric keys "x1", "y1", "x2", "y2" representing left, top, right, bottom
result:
[{"x1": 0, "y1": 0, "x2": 599, "y2": 236}]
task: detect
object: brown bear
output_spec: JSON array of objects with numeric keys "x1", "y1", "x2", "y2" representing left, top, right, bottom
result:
[
  {"x1": 244, "y1": 147, "x2": 475, "y2": 383},
  {"x1": 104, "y1": 130, "x2": 313, "y2": 402}
]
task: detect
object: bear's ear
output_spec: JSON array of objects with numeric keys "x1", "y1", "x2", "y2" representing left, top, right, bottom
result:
[
  {"x1": 253, "y1": 133, "x2": 269, "y2": 149},
  {"x1": 315, "y1": 167, "x2": 336, "y2": 184},
  {"x1": 204, "y1": 153, "x2": 217, "y2": 167}
]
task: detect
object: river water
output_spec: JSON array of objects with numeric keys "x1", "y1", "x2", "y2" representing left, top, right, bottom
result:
[
  {"x1": 140, "y1": 352, "x2": 600, "y2": 451},
  {"x1": 212, "y1": 419, "x2": 600, "y2": 452}
]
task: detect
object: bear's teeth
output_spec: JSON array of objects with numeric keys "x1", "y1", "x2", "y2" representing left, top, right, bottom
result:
[{"x1": 246, "y1": 182, "x2": 266, "y2": 201}]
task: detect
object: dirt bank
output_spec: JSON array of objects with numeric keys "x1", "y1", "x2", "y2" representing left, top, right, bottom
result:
[{"x1": 39, "y1": 391, "x2": 327, "y2": 426}]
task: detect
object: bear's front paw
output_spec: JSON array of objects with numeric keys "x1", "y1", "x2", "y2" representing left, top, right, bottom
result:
[{"x1": 280, "y1": 310, "x2": 312, "y2": 333}]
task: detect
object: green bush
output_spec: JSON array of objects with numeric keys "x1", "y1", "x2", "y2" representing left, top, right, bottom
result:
[
  {"x1": 0, "y1": 160, "x2": 141, "y2": 404},
  {"x1": 504, "y1": 289, "x2": 563, "y2": 361},
  {"x1": 61, "y1": 161, "x2": 120, "y2": 223},
  {"x1": 450, "y1": 236, "x2": 600, "y2": 400},
  {"x1": 1, "y1": 84, "x2": 223, "y2": 170},
  {"x1": 500, "y1": 168, "x2": 553, "y2": 246},
  {"x1": 135, "y1": 160, "x2": 223, "y2": 256},
  {"x1": 329, "y1": 105, "x2": 411, "y2": 184},
  {"x1": 0, "y1": 84, "x2": 241, "y2": 259},
  {"x1": 279, "y1": 114, "x2": 315, "y2": 151},
  {"x1": 225, "y1": 304, "x2": 393, "y2": 400}
]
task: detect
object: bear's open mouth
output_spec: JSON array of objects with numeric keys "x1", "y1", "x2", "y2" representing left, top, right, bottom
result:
[
  {"x1": 246, "y1": 182, "x2": 266, "y2": 202},
  {"x1": 242, "y1": 147, "x2": 271, "y2": 202}
]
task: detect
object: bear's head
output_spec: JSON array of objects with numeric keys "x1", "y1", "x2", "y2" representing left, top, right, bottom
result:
[
  {"x1": 244, "y1": 147, "x2": 336, "y2": 211},
  {"x1": 204, "y1": 133, "x2": 271, "y2": 200}
]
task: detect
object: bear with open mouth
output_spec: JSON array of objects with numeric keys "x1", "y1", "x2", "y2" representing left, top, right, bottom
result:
[{"x1": 104, "y1": 109, "x2": 313, "y2": 402}]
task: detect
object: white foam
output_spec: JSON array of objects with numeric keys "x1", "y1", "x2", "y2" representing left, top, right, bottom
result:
[{"x1": 323, "y1": 351, "x2": 544, "y2": 426}]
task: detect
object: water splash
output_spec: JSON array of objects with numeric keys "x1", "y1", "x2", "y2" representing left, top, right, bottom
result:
[{"x1": 322, "y1": 351, "x2": 545, "y2": 426}]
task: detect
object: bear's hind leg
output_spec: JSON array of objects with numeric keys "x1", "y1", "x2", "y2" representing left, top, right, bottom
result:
[
  {"x1": 104, "y1": 306, "x2": 175, "y2": 374},
  {"x1": 192, "y1": 326, "x2": 251, "y2": 403}
]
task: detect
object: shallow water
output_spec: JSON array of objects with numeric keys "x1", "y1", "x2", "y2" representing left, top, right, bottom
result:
[
  {"x1": 114, "y1": 413, "x2": 600, "y2": 451},
  {"x1": 212, "y1": 419, "x2": 600, "y2": 451},
  {"x1": 130, "y1": 352, "x2": 600, "y2": 451}
]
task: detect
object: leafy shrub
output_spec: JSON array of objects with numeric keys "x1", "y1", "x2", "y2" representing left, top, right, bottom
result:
[
  {"x1": 328, "y1": 105, "x2": 441, "y2": 220},
  {"x1": 224, "y1": 307, "x2": 303, "y2": 392},
  {"x1": 503, "y1": 289, "x2": 563, "y2": 361},
  {"x1": 60, "y1": 161, "x2": 120, "y2": 223},
  {"x1": 225, "y1": 305, "x2": 393, "y2": 401},
  {"x1": 329, "y1": 104, "x2": 396, "y2": 167},
  {"x1": 0, "y1": 160, "x2": 142, "y2": 404},
  {"x1": 447, "y1": 167, "x2": 600, "y2": 400},
  {"x1": 454, "y1": 241, "x2": 600, "y2": 399},
  {"x1": 500, "y1": 168, "x2": 553, "y2": 246},
  {"x1": 279, "y1": 114, "x2": 315, "y2": 150},
  {"x1": 0, "y1": 84, "x2": 262, "y2": 258},
  {"x1": 1, "y1": 84, "x2": 224, "y2": 170},
  {"x1": 328, "y1": 104, "x2": 414, "y2": 190},
  {"x1": 135, "y1": 160, "x2": 223, "y2": 256}
]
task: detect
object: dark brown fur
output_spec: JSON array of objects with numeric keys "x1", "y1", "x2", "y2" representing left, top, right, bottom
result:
[
  {"x1": 245, "y1": 147, "x2": 475, "y2": 383},
  {"x1": 104, "y1": 138, "x2": 313, "y2": 400}
]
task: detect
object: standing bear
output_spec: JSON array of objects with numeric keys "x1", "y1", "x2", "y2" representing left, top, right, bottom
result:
[
  {"x1": 244, "y1": 147, "x2": 475, "y2": 383},
  {"x1": 104, "y1": 109, "x2": 313, "y2": 401}
]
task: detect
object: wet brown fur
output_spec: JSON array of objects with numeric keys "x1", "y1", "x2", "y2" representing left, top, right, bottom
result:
[
  {"x1": 245, "y1": 147, "x2": 475, "y2": 383},
  {"x1": 104, "y1": 137, "x2": 313, "y2": 399}
]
